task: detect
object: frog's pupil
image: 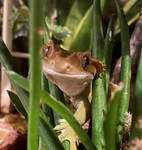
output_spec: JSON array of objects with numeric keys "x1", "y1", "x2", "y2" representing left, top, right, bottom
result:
[
  {"x1": 84, "y1": 56, "x2": 90, "y2": 68},
  {"x1": 45, "y1": 46, "x2": 51, "y2": 57}
]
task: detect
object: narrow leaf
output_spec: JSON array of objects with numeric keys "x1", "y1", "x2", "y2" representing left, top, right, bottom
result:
[
  {"x1": 7, "y1": 91, "x2": 27, "y2": 118},
  {"x1": 105, "y1": 15, "x2": 115, "y2": 95},
  {"x1": 92, "y1": 0, "x2": 106, "y2": 149},
  {"x1": 115, "y1": 0, "x2": 131, "y2": 145},
  {"x1": 130, "y1": 49, "x2": 142, "y2": 140},
  {"x1": 104, "y1": 87, "x2": 123, "y2": 150}
]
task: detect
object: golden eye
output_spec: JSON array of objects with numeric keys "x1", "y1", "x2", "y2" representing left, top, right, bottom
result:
[
  {"x1": 44, "y1": 46, "x2": 51, "y2": 57},
  {"x1": 82, "y1": 55, "x2": 90, "y2": 68}
]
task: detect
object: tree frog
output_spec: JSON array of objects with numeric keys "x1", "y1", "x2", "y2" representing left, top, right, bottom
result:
[{"x1": 42, "y1": 40, "x2": 105, "y2": 150}]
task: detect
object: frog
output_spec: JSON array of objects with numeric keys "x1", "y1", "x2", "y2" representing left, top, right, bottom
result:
[{"x1": 42, "y1": 40, "x2": 105, "y2": 150}]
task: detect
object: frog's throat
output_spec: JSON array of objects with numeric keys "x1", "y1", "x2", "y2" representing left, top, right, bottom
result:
[{"x1": 43, "y1": 66, "x2": 94, "y2": 96}]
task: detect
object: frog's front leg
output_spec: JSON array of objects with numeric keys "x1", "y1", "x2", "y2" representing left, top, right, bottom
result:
[{"x1": 54, "y1": 98, "x2": 91, "y2": 150}]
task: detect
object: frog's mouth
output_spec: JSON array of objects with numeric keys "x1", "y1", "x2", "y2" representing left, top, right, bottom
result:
[
  {"x1": 43, "y1": 65, "x2": 94, "y2": 97},
  {"x1": 43, "y1": 65, "x2": 94, "y2": 79}
]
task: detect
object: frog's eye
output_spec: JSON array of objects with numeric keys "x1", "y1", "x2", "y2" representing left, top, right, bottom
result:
[
  {"x1": 44, "y1": 46, "x2": 51, "y2": 57},
  {"x1": 82, "y1": 55, "x2": 90, "y2": 68}
]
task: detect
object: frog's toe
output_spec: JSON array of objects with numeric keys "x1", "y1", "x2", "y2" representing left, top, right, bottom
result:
[
  {"x1": 54, "y1": 120, "x2": 79, "y2": 150},
  {"x1": 58, "y1": 130, "x2": 78, "y2": 150},
  {"x1": 58, "y1": 119, "x2": 66, "y2": 123},
  {"x1": 54, "y1": 119, "x2": 67, "y2": 131}
]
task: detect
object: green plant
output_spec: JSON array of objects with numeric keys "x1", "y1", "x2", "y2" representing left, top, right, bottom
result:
[{"x1": 0, "y1": 0, "x2": 142, "y2": 150}]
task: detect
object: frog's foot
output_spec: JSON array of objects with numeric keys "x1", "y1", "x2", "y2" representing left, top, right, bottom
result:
[{"x1": 54, "y1": 119, "x2": 79, "y2": 150}]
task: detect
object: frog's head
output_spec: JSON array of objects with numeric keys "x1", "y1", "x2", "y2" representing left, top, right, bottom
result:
[{"x1": 42, "y1": 40, "x2": 105, "y2": 97}]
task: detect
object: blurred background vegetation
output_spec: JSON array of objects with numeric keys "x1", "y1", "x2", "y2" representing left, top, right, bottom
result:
[{"x1": 0, "y1": 0, "x2": 142, "y2": 150}]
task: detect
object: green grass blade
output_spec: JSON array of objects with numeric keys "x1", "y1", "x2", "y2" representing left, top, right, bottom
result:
[
  {"x1": 7, "y1": 91, "x2": 27, "y2": 118},
  {"x1": 104, "y1": 15, "x2": 115, "y2": 95},
  {"x1": 43, "y1": 29, "x2": 55, "y2": 127},
  {"x1": 0, "y1": 37, "x2": 17, "y2": 71},
  {"x1": 6, "y1": 70, "x2": 96, "y2": 150},
  {"x1": 42, "y1": 75, "x2": 54, "y2": 126},
  {"x1": 104, "y1": 88, "x2": 123, "y2": 150},
  {"x1": 130, "y1": 49, "x2": 142, "y2": 140},
  {"x1": 39, "y1": 117, "x2": 65, "y2": 150},
  {"x1": 115, "y1": 0, "x2": 131, "y2": 145},
  {"x1": 92, "y1": 0, "x2": 106, "y2": 149},
  {"x1": 48, "y1": 81, "x2": 64, "y2": 125},
  {"x1": 92, "y1": 0, "x2": 104, "y2": 60},
  {"x1": 28, "y1": 0, "x2": 45, "y2": 149}
]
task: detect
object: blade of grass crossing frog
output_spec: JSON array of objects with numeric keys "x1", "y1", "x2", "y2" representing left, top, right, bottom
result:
[
  {"x1": 69, "y1": 6, "x2": 93, "y2": 52},
  {"x1": 6, "y1": 70, "x2": 96, "y2": 150},
  {"x1": 41, "y1": 90, "x2": 96, "y2": 150},
  {"x1": 63, "y1": 0, "x2": 93, "y2": 49},
  {"x1": 104, "y1": 88, "x2": 123, "y2": 150},
  {"x1": 92, "y1": 0, "x2": 106, "y2": 149},
  {"x1": 115, "y1": 0, "x2": 131, "y2": 145},
  {"x1": 48, "y1": 81, "x2": 70, "y2": 150},
  {"x1": 48, "y1": 80, "x2": 64, "y2": 126},
  {"x1": 48, "y1": 81, "x2": 68, "y2": 150},
  {"x1": 104, "y1": 15, "x2": 115, "y2": 95},
  {"x1": 130, "y1": 49, "x2": 142, "y2": 140},
  {"x1": 0, "y1": 37, "x2": 64, "y2": 150}
]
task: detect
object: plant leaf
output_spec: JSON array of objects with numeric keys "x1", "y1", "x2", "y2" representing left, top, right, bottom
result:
[
  {"x1": 104, "y1": 87, "x2": 123, "y2": 150},
  {"x1": 7, "y1": 91, "x2": 27, "y2": 118},
  {"x1": 69, "y1": 6, "x2": 93, "y2": 52},
  {"x1": 130, "y1": 49, "x2": 142, "y2": 140},
  {"x1": 92, "y1": 0, "x2": 106, "y2": 149},
  {"x1": 115, "y1": 0, "x2": 131, "y2": 145}
]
